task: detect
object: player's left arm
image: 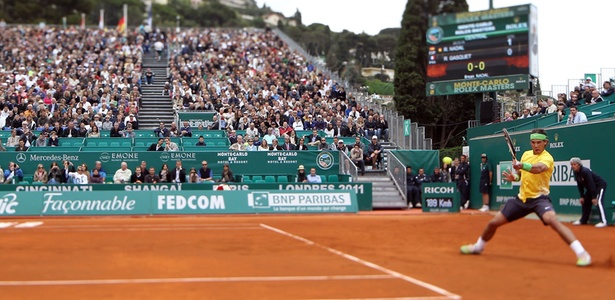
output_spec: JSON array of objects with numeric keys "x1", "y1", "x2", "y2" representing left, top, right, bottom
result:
[{"x1": 514, "y1": 154, "x2": 553, "y2": 174}]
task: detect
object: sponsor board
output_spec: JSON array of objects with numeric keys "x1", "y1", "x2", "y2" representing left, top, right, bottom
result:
[
  {"x1": 1, "y1": 151, "x2": 340, "y2": 178},
  {"x1": 421, "y1": 183, "x2": 460, "y2": 213},
  {"x1": 0, "y1": 190, "x2": 358, "y2": 217},
  {"x1": 1, "y1": 182, "x2": 372, "y2": 211},
  {"x1": 247, "y1": 191, "x2": 355, "y2": 213}
]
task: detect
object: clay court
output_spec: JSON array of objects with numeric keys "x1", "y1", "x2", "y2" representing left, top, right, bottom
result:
[{"x1": 1, "y1": 212, "x2": 614, "y2": 299}]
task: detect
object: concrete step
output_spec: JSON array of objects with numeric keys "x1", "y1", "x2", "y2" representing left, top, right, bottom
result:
[
  {"x1": 141, "y1": 98, "x2": 172, "y2": 103},
  {"x1": 142, "y1": 95, "x2": 171, "y2": 99},
  {"x1": 372, "y1": 201, "x2": 407, "y2": 209},
  {"x1": 141, "y1": 100, "x2": 172, "y2": 104},
  {"x1": 373, "y1": 185, "x2": 399, "y2": 191},
  {"x1": 138, "y1": 115, "x2": 174, "y2": 120},
  {"x1": 355, "y1": 176, "x2": 392, "y2": 182},
  {"x1": 141, "y1": 102, "x2": 173, "y2": 106},
  {"x1": 142, "y1": 97, "x2": 173, "y2": 104},
  {"x1": 141, "y1": 102, "x2": 172, "y2": 106},
  {"x1": 373, "y1": 190, "x2": 401, "y2": 197}
]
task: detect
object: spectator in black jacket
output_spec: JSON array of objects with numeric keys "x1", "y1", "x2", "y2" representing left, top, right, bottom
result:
[
  {"x1": 62, "y1": 122, "x2": 80, "y2": 138},
  {"x1": 364, "y1": 115, "x2": 378, "y2": 137},
  {"x1": 47, "y1": 131, "x2": 60, "y2": 146},
  {"x1": 600, "y1": 81, "x2": 614, "y2": 97},
  {"x1": 130, "y1": 167, "x2": 146, "y2": 183},
  {"x1": 170, "y1": 160, "x2": 186, "y2": 183},
  {"x1": 147, "y1": 138, "x2": 165, "y2": 151},
  {"x1": 125, "y1": 114, "x2": 139, "y2": 130},
  {"x1": 456, "y1": 155, "x2": 470, "y2": 209},
  {"x1": 406, "y1": 166, "x2": 420, "y2": 208},
  {"x1": 570, "y1": 157, "x2": 608, "y2": 228},
  {"x1": 110, "y1": 122, "x2": 123, "y2": 137},
  {"x1": 377, "y1": 114, "x2": 389, "y2": 141},
  {"x1": 430, "y1": 167, "x2": 444, "y2": 182},
  {"x1": 61, "y1": 160, "x2": 76, "y2": 183},
  {"x1": 154, "y1": 122, "x2": 171, "y2": 137}
]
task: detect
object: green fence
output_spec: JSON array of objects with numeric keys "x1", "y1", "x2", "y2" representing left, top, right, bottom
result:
[
  {"x1": 468, "y1": 119, "x2": 615, "y2": 222},
  {"x1": 389, "y1": 150, "x2": 440, "y2": 171}
]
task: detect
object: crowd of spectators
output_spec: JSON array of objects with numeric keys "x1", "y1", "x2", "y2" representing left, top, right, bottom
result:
[
  {"x1": 502, "y1": 77, "x2": 614, "y2": 123},
  {"x1": 0, "y1": 24, "x2": 389, "y2": 181},
  {"x1": 164, "y1": 28, "x2": 388, "y2": 142},
  {"x1": 0, "y1": 25, "x2": 148, "y2": 147}
]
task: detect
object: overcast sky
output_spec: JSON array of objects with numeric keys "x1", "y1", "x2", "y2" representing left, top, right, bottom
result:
[{"x1": 255, "y1": 0, "x2": 614, "y2": 93}]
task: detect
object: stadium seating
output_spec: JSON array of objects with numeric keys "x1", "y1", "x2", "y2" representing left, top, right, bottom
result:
[{"x1": 327, "y1": 175, "x2": 339, "y2": 182}]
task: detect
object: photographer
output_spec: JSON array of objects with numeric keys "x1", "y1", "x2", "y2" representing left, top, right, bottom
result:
[
  {"x1": 47, "y1": 162, "x2": 63, "y2": 184},
  {"x1": 4, "y1": 162, "x2": 23, "y2": 184}
]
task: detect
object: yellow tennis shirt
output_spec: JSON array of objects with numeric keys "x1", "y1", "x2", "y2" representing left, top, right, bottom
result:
[{"x1": 518, "y1": 149, "x2": 554, "y2": 202}]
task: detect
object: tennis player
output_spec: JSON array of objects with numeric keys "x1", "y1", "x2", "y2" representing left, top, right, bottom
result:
[{"x1": 460, "y1": 128, "x2": 592, "y2": 267}]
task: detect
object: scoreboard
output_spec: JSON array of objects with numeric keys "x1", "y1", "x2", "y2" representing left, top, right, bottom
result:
[{"x1": 426, "y1": 5, "x2": 538, "y2": 96}]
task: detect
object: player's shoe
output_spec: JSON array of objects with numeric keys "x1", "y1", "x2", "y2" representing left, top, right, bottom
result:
[
  {"x1": 460, "y1": 244, "x2": 482, "y2": 255},
  {"x1": 576, "y1": 252, "x2": 592, "y2": 267},
  {"x1": 479, "y1": 205, "x2": 489, "y2": 212},
  {"x1": 595, "y1": 222, "x2": 607, "y2": 228},
  {"x1": 572, "y1": 220, "x2": 582, "y2": 225}
]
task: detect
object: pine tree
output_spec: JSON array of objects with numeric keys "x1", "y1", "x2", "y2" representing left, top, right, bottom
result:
[{"x1": 394, "y1": 0, "x2": 476, "y2": 149}]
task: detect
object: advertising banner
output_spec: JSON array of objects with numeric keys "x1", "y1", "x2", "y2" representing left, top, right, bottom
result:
[
  {"x1": 421, "y1": 183, "x2": 460, "y2": 213},
  {"x1": 0, "y1": 151, "x2": 340, "y2": 177},
  {"x1": 4, "y1": 182, "x2": 372, "y2": 211},
  {"x1": 0, "y1": 190, "x2": 358, "y2": 217}
]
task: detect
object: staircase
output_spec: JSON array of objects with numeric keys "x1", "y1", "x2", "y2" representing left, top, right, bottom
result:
[
  {"x1": 139, "y1": 51, "x2": 174, "y2": 129},
  {"x1": 355, "y1": 172, "x2": 406, "y2": 209},
  {"x1": 357, "y1": 140, "x2": 406, "y2": 208}
]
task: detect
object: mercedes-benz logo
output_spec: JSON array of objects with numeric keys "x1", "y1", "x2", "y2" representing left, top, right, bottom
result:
[{"x1": 16, "y1": 153, "x2": 27, "y2": 163}]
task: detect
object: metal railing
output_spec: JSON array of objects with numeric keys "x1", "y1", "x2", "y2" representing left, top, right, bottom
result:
[
  {"x1": 273, "y1": 28, "x2": 348, "y2": 88},
  {"x1": 386, "y1": 150, "x2": 407, "y2": 203},
  {"x1": 339, "y1": 151, "x2": 358, "y2": 180}
]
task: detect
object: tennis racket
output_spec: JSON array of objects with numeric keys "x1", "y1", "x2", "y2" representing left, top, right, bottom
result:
[{"x1": 502, "y1": 128, "x2": 516, "y2": 161}]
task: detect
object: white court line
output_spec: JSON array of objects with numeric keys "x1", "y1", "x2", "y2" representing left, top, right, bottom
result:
[
  {"x1": 35, "y1": 227, "x2": 264, "y2": 233},
  {"x1": 14, "y1": 222, "x2": 43, "y2": 228},
  {"x1": 40, "y1": 223, "x2": 258, "y2": 229},
  {"x1": 0, "y1": 275, "x2": 393, "y2": 286},
  {"x1": 0, "y1": 222, "x2": 17, "y2": 228},
  {"x1": 313, "y1": 297, "x2": 456, "y2": 300},
  {"x1": 260, "y1": 224, "x2": 461, "y2": 300}
]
